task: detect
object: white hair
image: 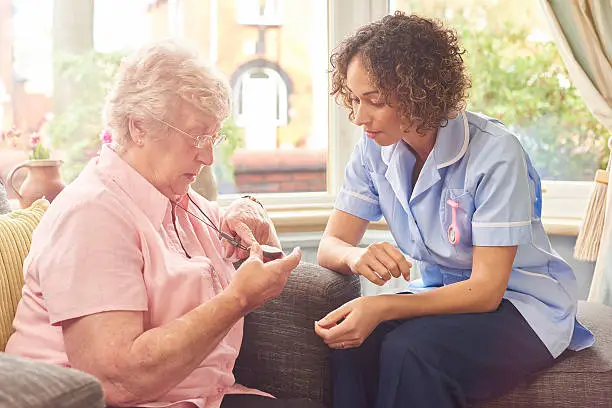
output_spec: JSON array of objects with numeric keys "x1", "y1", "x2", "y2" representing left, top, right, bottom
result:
[{"x1": 103, "y1": 39, "x2": 231, "y2": 151}]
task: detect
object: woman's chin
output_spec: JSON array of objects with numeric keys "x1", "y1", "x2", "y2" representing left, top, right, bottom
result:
[
  {"x1": 375, "y1": 138, "x2": 397, "y2": 147},
  {"x1": 167, "y1": 184, "x2": 191, "y2": 199}
]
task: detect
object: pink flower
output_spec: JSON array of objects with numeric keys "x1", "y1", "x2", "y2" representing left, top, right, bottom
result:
[
  {"x1": 99, "y1": 128, "x2": 113, "y2": 144},
  {"x1": 29, "y1": 132, "x2": 41, "y2": 148}
]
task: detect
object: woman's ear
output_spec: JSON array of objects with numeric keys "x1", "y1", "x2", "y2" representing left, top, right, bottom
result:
[{"x1": 127, "y1": 116, "x2": 145, "y2": 146}]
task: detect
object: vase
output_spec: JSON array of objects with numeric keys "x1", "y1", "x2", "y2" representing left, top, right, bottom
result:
[{"x1": 6, "y1": 159, "x2": 65, "y2": 208}]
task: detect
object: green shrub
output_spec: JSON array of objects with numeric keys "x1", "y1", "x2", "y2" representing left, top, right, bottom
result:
[{"x1": 460, "y1": 21, "x2": 608, "y2": 180}]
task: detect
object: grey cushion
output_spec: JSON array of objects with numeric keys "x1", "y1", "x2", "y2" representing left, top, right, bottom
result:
[
  {"x1": 0, "y1": 353, "x2": 105, "y2": 408},
  {"x1": 234, "y1": 262, "x2": 360, "y2": 407},
  {"x1": 0, "y1": 181, "x2": 10, "y2": 215},
  {"x1": 471, "y1": 301, "x2": 612, "y2": 408}
]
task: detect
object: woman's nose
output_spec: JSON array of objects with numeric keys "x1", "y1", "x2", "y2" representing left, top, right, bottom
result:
[
  {"x1": 353, "y1": 105, "x2": 370, "y2": 126},
  {"x1": 197, "y1": 144, "x2": 214, "y2": 166}
]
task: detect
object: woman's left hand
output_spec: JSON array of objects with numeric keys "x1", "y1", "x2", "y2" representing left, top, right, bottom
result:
[
  {"x1": 220, "y1": 197, "x2": 281, "y2": 260},
  {"x1": 314, "y1": 296, "x2": 384, "y2": 349}
]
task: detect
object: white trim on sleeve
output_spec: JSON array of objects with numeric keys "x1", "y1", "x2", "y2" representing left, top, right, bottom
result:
[
  {"x1": 514, "y1": 268, "x2": 560, "y2": 284},
  {"x1": 340, "y1": 189, "x2": 378, "y2": 204}
]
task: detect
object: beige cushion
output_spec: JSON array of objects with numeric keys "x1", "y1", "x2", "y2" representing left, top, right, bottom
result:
[{"x1": 0, "y1": 199, "x2": 48, "y2": 351}]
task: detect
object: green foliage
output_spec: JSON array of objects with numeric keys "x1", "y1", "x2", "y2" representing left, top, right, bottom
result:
[
  {"x1": 396, "y1": 0, "x2": 609, "y2": 180},
  {"x1": 29, "y1": 141, "x2": 50, "y2": 160},
  {"x1": 47, "y1": 51, "x2": 124, "y2": 181},
  {"x1": 215, "y1": 117, "x2": 244, "y2": 184},
  {"x1": 459, "y1": 21, "x2": 609, "y2": 180}
]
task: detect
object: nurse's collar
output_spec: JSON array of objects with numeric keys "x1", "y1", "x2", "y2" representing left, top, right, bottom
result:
[
  {"x1": 434, "y1": 110, "x2": 469, "y2": 169},
  {"x1": 380, "y1": 111, "x2": 469, "y2": 169}
]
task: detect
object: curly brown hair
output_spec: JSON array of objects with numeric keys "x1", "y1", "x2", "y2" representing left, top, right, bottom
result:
[{"x1": 330, "y1": 11, "x2": 471, "y2": 133}]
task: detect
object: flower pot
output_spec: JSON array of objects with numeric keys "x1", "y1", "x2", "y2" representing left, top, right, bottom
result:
[{"x1": 6, "y1": 159, "x2": 65, "y2": 208}]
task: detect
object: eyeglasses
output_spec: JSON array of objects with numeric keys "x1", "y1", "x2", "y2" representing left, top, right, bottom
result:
[{"x1": 153, "y1": 117, "x2": 225, "y2": 149}]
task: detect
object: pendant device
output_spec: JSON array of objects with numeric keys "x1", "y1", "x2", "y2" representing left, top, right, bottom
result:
[
  {"x1": 260, "y1": 244, "x2": 285, "y2": 260},
  {"x1": 446, "y1": 199, "x2": 461, "y2": 246}
]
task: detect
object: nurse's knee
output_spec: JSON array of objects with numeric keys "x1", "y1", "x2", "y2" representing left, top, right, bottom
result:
[
  {"x1": 381, "y1": 319, "x2": 438, "y2": 363},
  {"x1": 330, "y1": 347, "x2": 366, "y2": 371}
]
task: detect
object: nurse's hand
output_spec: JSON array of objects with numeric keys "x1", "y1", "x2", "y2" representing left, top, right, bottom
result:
[
  {"x1": 220, "y1": 197, "x2": 281, "y2": 260},
  {"x1": 347, "y1": 242, "x2": 412, "y2": 286},
  {"x1": 315, "y1": 297, "x2": 383, "y2": 349}
]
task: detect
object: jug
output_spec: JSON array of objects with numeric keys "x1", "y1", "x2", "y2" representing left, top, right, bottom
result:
[{"x1": 7, "y1": 160, "x2": 65, "y2": 208}]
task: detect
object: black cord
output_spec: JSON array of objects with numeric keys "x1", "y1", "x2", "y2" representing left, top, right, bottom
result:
[
  {"x1": 171, "y1": 203, "x2": 192, "y2": 259},
  {"x1": 174, "y1": 194, "x2": 249, "y2": 251}
]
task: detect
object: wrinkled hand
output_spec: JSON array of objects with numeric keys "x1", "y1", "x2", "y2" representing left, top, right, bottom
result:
[
  {"x1": 220, "y1": 198, "x2": 281, "y2": 260},
  {"x1": 314, "y1": 297, "x2": 383, "y2": 349},
  {"x1": 347, "y1": 242, "x2": 412, "y2": 286},
  {"x1": 228, "y1": 242, "x2": 301, "y2": 314}
]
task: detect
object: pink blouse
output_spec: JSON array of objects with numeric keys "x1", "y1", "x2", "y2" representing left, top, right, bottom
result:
[{"x1": 6, "y1": 145, "x2": 267, "y2": 407}]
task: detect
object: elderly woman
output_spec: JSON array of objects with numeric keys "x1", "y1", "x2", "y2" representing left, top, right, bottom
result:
[
  {"x1": 6, "y1": 40, "x2": 322, "y2": 408},
  {"x1": 315, "y1": 12, "x2": 594, "y2": 408}
]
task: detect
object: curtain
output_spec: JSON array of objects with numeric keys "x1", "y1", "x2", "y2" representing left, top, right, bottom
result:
[{"x1": 539, "y1": 0, "x2": 612, "y2": 305}]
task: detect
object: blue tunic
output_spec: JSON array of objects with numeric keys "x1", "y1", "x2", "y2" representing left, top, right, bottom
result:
[{"x1": 336, "y1": 110, "x2": 594, "y2": 358}]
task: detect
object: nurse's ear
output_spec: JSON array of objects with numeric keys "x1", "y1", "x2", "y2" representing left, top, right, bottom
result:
[
  {"x1": 127, "y1": 116, "x2": 146, "y2": 146},
  {"x1": 399, "y1": 118, "x2": 418, "y2": 136}
]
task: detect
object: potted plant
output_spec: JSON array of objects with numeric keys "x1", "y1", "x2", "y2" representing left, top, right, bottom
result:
[{"x1": 6, "y1": 131, "x2": 65, "y2": 208}]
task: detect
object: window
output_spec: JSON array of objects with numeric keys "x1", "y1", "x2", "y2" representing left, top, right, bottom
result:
[
  {"x1": 1, "y1": 0, "x2": 591, "y2": 233},
  {"x1": 4, "y1": 0, "x2": 332, "y2": 197},
  {"x1": 388, "y1": 0, "x2": 603, "y2": 223},
  {"x1": 236, "y1": 0, "x2": 283, "y2": 26},
  {"x1": 232, "y1": 62, "x2": 291, "y2": 149},
  {"x1": 167, "y1": 0, "x2": 185, "y2": 36}
]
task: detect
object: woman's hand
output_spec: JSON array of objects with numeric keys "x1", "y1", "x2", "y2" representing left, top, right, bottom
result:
[
  {"x1": 314, "y1": 296, "x2": 385, "y2": 349},
  {"x1": 220, "y1": 197, "x2": 281, "y2": 260},
  {"x1": 346, "y1": 241, "x2": 412, "y2": 286},
  {"x1": 227, "y1": 242, "x2": 301, "y2": 313}
]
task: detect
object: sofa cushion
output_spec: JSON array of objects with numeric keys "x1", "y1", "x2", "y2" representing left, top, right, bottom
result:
[
  {"x1": 0, "y1": 199, "x2": 48, "y2": 351},
  {"x1": 0, "y1": 353, "x2": 105, "y2": 408},
  {"x1": 472, "y1": 301, "x2": 612, "y2": 408}
]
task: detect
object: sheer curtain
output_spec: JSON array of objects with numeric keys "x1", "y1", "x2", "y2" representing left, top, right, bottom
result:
[{"x1": 539, "y1": 0, "x2": 612, "y2": 305}]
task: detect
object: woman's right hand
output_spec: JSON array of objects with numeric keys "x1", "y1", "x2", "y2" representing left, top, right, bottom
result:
[
  {"x1": 346, "y1": 242, "x2": 412, "y2": 286},
  {"x1": 227, "y1": 242, "x2": 301, "y2": 313}
]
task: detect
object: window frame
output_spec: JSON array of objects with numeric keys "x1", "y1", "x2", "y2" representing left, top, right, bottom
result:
[
  {"x1": 217, "y1": 0, "x2": 592, "y2": 237},
  {"x1": 236, "y1": 0, "x2": 284, "y2": 26}
]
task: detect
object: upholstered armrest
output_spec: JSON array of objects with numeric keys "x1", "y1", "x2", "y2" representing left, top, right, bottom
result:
[
  {"x1": 0, "y1": 353, "x2": 105, "y2": 408},
  {"x1": 234, "y1": 262, "x2": 360, "y2": 406}
]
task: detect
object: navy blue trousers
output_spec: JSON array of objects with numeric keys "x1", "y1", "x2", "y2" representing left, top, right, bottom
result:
[{"x1": 331, "y1": 299, "x2": 556, "y2": 408}]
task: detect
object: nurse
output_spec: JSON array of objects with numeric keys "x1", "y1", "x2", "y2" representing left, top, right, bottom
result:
[{"x1": 315, "y1": 11, "x2": 594, "y2": 408}]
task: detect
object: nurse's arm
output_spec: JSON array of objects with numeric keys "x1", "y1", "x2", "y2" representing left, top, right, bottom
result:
[
  {"x1": 317, "y1": 209, "x2": 369, "y2": 275},
  {"x1": 378, "y1": 245, "x2": 517, "y2": 318}
]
